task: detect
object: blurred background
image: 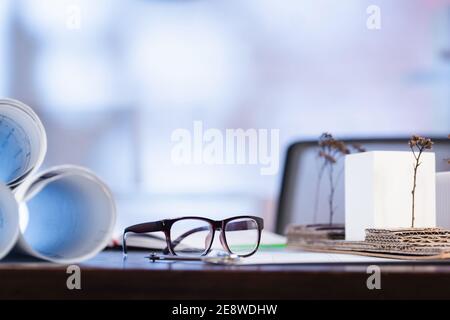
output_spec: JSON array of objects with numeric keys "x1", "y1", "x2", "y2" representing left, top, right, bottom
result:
[{"x1": 0, "y1": 0, "x2": 449, "y2": 233}]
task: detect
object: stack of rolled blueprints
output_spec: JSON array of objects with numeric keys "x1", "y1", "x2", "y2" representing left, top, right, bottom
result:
[{"x1": 0, "y1": 98, "x2": 116, "y2": 263}]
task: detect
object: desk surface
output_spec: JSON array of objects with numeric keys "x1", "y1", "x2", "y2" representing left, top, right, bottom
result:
[{"x1": 1, "y1": 250, "x2": 450, "y2": 299}]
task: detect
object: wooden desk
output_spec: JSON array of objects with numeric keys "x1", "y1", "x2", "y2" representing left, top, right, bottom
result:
[{"x1": 1, "y1": 250, "x2": 450, "y2": 300}]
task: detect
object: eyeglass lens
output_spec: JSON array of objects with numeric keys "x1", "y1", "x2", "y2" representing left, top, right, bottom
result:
[
  {"x1": 170, "y1": 218, "x2": 214, "y2": 256},
  {"x1": 224, "y1": 218, "x2": 259, "y2": 256}
]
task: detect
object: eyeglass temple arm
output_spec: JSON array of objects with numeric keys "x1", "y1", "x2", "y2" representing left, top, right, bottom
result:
[
  {"x1": 165, "y1": 220, "x2": 262, "y2": 254},
  {"x1": 122, "y1": 221, "x2": 165, "y2": 255}
]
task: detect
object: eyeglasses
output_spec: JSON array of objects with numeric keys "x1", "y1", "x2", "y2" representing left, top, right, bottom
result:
[{"x1": 123, "y1": 216, "x2": 264, "y2": 257}]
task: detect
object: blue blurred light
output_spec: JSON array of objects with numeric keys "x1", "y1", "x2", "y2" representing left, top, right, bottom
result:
[
  {"x1": 125, "y1": 4, "x2": 250, "y2": 109},
  {"x1": 33, "y1": 47, "x2": 120, "y2": 113}
]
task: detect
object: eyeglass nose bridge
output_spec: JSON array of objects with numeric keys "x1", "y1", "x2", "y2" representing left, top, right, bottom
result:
[
  {"x1": 211, "y1": 221, "x2": 223, "y2": 230},
  {"x1": 208, "y1": 223, "x2": 230, "y2": 252}
]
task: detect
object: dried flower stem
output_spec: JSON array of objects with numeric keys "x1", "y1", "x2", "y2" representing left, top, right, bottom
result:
[
  {"x1": 316, "y1": 133, "x2": 364, "y2": 225},
  {"x1": 409, "y1": 135, "x2": 433, "y2": 228},
  {"x1": 410, "y1": 149, "x2": 422, "y2": 228},
  {"x1": 313, "y1": 161, "x2": 327, "y2": 224},
  {"x1": 328, "y1": 161, "x2": 336, "y2": 225}
]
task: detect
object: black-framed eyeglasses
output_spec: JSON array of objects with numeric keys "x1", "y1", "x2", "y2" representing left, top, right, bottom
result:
[{"x1": 123, "y1": 215, "x2": 264, "y2": 257}]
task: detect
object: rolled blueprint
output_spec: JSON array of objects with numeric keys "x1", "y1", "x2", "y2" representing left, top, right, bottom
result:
[
  {"x1": 0, "y1": 98, "x2": 47, "y2": 188},
  {"x1": 0, "y1": 183, "x2": 19, "y2": 260},
  {"x1": 14, "y1": 165, "x2": 116, "y2": 264}
]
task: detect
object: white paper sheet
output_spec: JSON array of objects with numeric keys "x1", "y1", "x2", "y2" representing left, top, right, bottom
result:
[{"x1": 205, "y1": 250, "x2": 401, "y2": 265}]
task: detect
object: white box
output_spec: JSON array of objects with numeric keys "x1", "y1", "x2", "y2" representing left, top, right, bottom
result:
[
  {"x1": 345, "y1": 151, "x2": 436, "y2": 241},
  {"x1": 436, "y1": 172, "x2": 450, "y2": 229}
]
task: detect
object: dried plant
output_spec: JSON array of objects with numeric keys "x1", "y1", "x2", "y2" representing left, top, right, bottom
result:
[
  {"x1": 409, "y1": 135, "x2": 433, "y2": 228},
  {"x1": 314, "y1": 133, "x2": 366, "y2": 225}
]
